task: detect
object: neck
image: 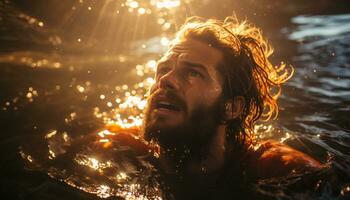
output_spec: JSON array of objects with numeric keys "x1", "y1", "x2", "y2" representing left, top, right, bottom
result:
[{"x1": 158, "y1": 125, "x2": 227, "y2": 175}]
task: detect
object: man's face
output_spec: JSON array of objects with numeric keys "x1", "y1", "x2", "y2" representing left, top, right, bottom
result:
[{"x1": 143, "y1": 38, "x2": 225, "y2": 146}]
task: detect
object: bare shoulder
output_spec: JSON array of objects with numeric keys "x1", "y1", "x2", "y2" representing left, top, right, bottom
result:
[
  {"x1": 248, "y1": 140, "x2": 325, "y2": 178},
  {"x1": 103, "y1": 124, "x2": 154, "y2": 155}
]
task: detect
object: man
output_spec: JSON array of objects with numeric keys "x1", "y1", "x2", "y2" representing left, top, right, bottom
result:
[{"x1": 109, "y1": 16, "x2": 324, "y2": 199}]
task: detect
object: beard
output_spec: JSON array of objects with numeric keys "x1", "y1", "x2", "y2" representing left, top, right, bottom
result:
[{"x1": 142, "y1": 90, "x2": 225, "y2": 151}]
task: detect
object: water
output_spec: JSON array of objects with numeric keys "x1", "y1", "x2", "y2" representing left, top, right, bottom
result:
[{"x1": 0, "y1": 0, "x2": 350, "y2": 199}]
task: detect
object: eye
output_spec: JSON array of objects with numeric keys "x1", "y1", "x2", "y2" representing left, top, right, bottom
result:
[{"x1": 188, "y1": 69, "x2": 203, "y2": 78}]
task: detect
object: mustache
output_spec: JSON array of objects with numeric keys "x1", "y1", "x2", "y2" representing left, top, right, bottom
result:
[{"x1": 148, "y1": 89, "x2": 186, "y2": 110}]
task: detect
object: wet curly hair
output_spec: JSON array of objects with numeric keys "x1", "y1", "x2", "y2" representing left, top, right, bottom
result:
[{"x1": 174, "y1": 16, "x2": 293, "y2": 148}]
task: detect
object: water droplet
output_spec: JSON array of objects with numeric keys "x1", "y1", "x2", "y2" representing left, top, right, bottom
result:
[
  {"x1": 160, "y1": 37, "x2": 170, "y2": 46},
  {"x1": 107, "y1": 102, "x2": 113, "y2": 107},
  {"x1": 76, "y1": 85, "x2": 85, "y2": 93},
  {"x1": 26, "y1": 92, "x2": 33, "y2": 98},
  {"x1": 137, "y1": 7, "x2": 146, "y2": 14}
]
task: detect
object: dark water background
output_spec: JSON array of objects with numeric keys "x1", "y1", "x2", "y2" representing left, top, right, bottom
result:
[{"x1": 0, "y1": 0, "x2": 350, "y2": 199}]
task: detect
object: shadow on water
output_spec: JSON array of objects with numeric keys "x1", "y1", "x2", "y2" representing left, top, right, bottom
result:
[{"x1": 0, "y1": 0, "x2": 350, "y2": 199}]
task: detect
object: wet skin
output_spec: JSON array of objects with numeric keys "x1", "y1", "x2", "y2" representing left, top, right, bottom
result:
[
  {"x1": 250, "y1": 140, "x2": 324, "y2": 178},
  {"x1": 100, "y1": 38, "x2": 325, "y2": 198},
  {"x1": 145, "y1": 38, "x2": 224, "y2": 136},
  {"x1": 107, "y1": 38, "x2": 324, "y2": 178},
  {"x1": 143, "y1": 38, "x2": 323, "y2": 175},
  {"x1": 105, "y1": 128, "x2": 324, "y2": 179}
]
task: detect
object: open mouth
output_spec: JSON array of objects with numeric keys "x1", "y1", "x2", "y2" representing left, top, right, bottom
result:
[{"x1": 155, "y1": 101, "x2": 180, "y2": 111}]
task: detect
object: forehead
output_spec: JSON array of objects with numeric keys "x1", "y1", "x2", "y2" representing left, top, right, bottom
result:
[{"x1": 160, "y1": 38, "x2": 223, "y2": 68}]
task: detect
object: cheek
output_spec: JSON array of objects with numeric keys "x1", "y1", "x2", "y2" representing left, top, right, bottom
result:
[
  {"x1": 203, "y1": 83, "x2": 223, "y2": 105},
  {"x1": 186, "y1": 83, "x2": 222, "y2": 109},
  {"x1": 197, "y1": 69, "x2": 224, "y2": 105}
]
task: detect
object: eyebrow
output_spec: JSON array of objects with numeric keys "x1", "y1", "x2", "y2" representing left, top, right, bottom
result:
[
  {"x1": 180, "y1": 61, "x2": 208, "y2": 74},
  {"x1": 157, "y1": 60, "x2": 209, "y2": 76}
]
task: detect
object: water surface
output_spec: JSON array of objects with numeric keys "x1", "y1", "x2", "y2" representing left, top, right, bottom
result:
[{"x1": 0, "y1": 0, "x2": 349, "y2": 199}]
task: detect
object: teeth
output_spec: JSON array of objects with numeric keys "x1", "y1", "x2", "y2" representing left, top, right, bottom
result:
[
  {"x1": 157, "y1": 101, "x2": 179, "y2": 111},
  {"x1": 159, "y1": 101, "x2": 172, "y2": 106}
]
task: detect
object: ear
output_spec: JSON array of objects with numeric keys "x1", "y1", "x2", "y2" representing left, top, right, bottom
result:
[{"x1": 224, "y1": 96, "x2": 245, "y2": 120}]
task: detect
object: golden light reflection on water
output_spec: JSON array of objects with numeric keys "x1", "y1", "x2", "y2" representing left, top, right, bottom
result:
[
  {"x1": 57, "y1": 179, "x2": 114, "y2": 199},
  {"x1": 10, "y1": 0, "x2": 182, "y2": 199},
  {"x1": 13, "y1": 0, "x2": 293, "y2": 199},
  {"x1": 75, "y1": 154, "x2": 112, "y2": 172},
  {"x1": 97, "y1": 129, "x2": 116, "y2": 138},
  {"x1": 45, "y1": 130, "x2": 57, "y2": 139},
  {"x1": 125, "y1": 0, "x2": 181, "y2": 11},
  {"x1": 341, "y1": 185, "x2": 350, "y2": 196},
  {"x1": 60, "y1": 179, "x2": 162, "y2": 199},
  {"x1": 45, "y1": 130, "x2": 72, "y2": 160},
  {"x1": 154, "y1": 0, "x2": 181, "y2": 9},
  {"x1": 19, "y1": 149, "x2": 34, "y2": 163},
  {"x1": 116, "y1": 172, "x2": 129, "y2": 181},
  {"x1": 48, "y1": 149, "x2": 56, "y2": 159},
  {"x1": 60, "y1": 151, "x2": 163, "y2": 199},
  {"x1": 18, "y1": 13, "x2": 44, "y2": 28},
  {"x1": 26, "y1": 87, "x2": 38, "y2": 102},
  {"x1": 254, "y1": 124, "x2": 294, "y2": 143},
  {"x1": 96, "y1": 185, "x2": 112, "y2": 198},
  {"x1": 280, "y1": 132, "x2": 292, "y2": 143},
  {"x1": 89, "y1": 56, "x2": 158, "y2": 130}
]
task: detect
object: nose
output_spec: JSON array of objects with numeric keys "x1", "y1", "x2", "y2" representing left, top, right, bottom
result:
[{"x1": 158, "y1": 70, "x2": 180, "y2": 91}]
